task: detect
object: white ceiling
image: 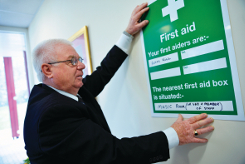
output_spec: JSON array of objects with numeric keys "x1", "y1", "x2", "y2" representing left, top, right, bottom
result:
[{"x1": 0, "y1": 0, "x2": 44, "y2": 28}]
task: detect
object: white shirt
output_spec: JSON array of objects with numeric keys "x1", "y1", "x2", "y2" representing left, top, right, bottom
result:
[{"x1": 48, "y1": 32, "x2": 179, "y2": 149}]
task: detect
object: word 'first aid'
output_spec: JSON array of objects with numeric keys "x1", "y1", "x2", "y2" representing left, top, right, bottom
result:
[{"x1": 160, "y1": 22, "x2": 196, "y2": 43}]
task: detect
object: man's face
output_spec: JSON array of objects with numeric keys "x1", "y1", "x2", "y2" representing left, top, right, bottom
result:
[{"x1": 50, "y1": 43, "x2": 85, "y2": 95}]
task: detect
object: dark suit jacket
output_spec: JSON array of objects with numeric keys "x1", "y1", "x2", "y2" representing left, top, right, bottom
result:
[{"x1": 24, "y1": 45, "x2": 170, "y2": 164}]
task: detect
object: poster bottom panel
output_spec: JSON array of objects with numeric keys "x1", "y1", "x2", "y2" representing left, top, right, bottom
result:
[{"x1": 154, "y1": 101, "x2": 233, "y2": 112}]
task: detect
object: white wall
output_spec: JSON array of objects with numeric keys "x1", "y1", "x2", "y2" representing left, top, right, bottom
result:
[{"x1": 28, "y1": 0, "x2": 245, "y2": 163}]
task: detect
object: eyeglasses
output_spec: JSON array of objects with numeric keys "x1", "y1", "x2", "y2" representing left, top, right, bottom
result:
[{"x1": 48, "y1": 56, "x2": 83, "y2": 66}]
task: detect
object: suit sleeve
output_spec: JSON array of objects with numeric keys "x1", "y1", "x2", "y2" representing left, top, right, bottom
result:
[
  {"x1": 81, "y1": 45, "x2": 128, "y2": 97},
  {"x1": 38, "y1": 104, "x2": 170, "y2": 164}
]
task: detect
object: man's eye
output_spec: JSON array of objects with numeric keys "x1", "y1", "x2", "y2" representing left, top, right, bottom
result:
[{"x1": 70, "y1": 58, "x2": 76, "y2": 65}]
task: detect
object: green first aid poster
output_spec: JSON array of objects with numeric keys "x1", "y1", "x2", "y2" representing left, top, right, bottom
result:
[{"x1": 140, "y1": 0, "x2": 245, "y2": 121}]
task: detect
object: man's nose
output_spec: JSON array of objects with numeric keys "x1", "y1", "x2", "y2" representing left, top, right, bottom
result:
[{"x1": 77, "y1": 60, "x2": 85, "y2": 70}]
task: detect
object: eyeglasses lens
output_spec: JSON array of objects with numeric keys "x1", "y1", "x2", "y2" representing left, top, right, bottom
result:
[
  {"x1": 71, "y1": 57, "x2": 83, "y2": 66},
  {"x1": 71, "y1": 57, "x2": 76, "y2": 65},
  {"x1": 78, "y1": 58, "x2": 83, "y2": 63}
]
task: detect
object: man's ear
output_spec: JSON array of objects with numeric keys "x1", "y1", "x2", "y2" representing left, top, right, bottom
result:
[{"x1": 41, "y1": 64, "x2": 53, "y2": 79}]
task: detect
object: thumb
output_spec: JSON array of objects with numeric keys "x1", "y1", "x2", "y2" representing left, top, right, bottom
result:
[{"x1": 176, "y1": 114, "x2": 183, "y2": 122}]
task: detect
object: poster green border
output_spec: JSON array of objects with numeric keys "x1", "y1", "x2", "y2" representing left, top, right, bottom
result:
[{"x1": 140, "y1": 0, "x2": 245, "y2": 121}]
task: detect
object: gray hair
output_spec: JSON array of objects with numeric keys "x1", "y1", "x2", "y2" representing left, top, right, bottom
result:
[{"x1": 32, "y1": 39, "x2": 72, "y2": 82}]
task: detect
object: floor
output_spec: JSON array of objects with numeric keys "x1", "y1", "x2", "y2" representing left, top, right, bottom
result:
[{"x1": 0, "y1": 128, "x2": 28, "y2": 164}]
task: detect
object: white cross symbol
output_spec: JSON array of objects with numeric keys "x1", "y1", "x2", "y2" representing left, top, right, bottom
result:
[{"x1": 162, "y1": 0, "x2": 185, "y2": 22}]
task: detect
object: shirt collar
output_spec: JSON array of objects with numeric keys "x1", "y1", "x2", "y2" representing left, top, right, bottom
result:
[{"x1": 47, "y1": 85, "x2": 79, "y2": 102}]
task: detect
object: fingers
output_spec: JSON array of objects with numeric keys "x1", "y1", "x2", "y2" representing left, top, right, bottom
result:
[
  {"x1": 196, "y1": 126, "x2": 214, "y2": 136},
  {"x1": 172, "y1": 114, "x2": 214, "y2": 145},
  {"x1": 136, "y1": 19, "x2": 149, "y2": 29},
  {"x1": 192, "y1": 137, "x2": 208, "y2": 143},
  {"x1": 187, "y1": 113, "x2": 208, "y2": 124},
  {"x1": 135, "y1": 6, "x2": 149, "y2": 20},
  {"x1": 126, "y1": 3, "x2": 150, "y2": 36},
  {"x1": 133, "y1": 2, "x2": 148, "y2": 15},
  {"x1": 192, "y1": 117, "x2": 214, "y2": 130}
]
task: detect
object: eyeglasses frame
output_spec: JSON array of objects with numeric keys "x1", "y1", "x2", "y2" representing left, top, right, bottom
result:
[{"x1": 48, "y1": 56, "x2": 83, "y2": 66}]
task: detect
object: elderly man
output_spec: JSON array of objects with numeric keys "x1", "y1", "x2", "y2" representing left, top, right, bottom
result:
[{"x1": 24, "y1": 3, "x2": 214, "y2": 164}]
